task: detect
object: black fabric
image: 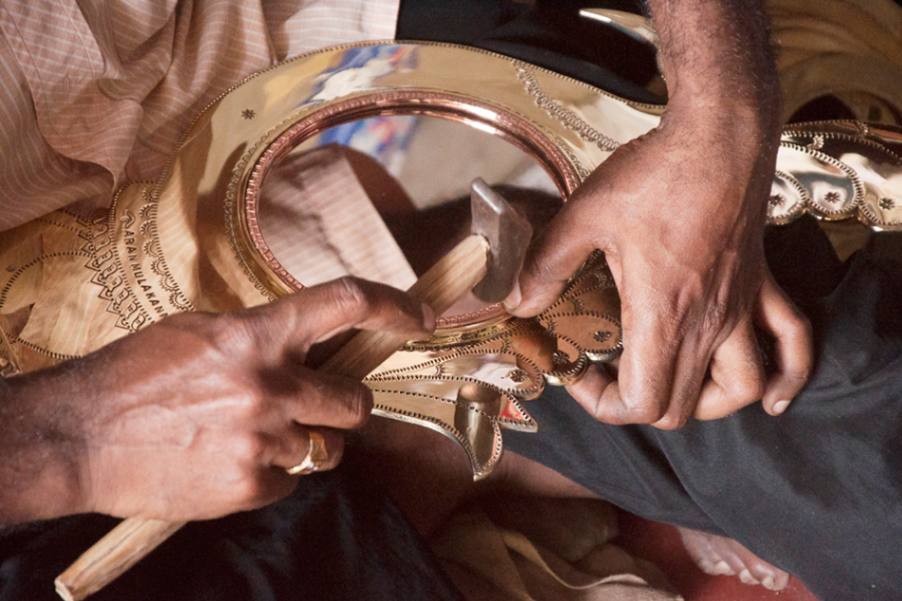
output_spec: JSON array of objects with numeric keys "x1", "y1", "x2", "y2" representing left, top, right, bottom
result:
[
  {"x1": 397, "y1": 0, "x2": 663, "y2": 104},
  {"x1": 505, "y1": 220, "x2": 902, "y2": 601},
  {"x1": 0, "y1": 459, "x2": 462, "y2": 601}
]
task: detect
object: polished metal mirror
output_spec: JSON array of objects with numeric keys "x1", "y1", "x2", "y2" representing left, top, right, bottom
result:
[{"x1": 254, "y1": 113, "x2": 563, "y2": 320}]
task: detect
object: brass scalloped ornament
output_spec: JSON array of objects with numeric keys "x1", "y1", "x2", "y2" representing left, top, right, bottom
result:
[
  {"x1": 1, "y1": 42, "x2": 900, "y2": 478},
  {"x1": 366, "y1": 252, "x2": 619, "y2": 478}
]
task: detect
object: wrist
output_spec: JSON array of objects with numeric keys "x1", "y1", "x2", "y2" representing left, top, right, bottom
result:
[
  {"x1": 0, "y1": 374, "x2": 90, "y2": 522},
  {"x1": 661, "y1": 89, "x2": 782, "y2": 153},
  {"x1": 650, "y1": 3, "x2": 782, "y2": 136}
]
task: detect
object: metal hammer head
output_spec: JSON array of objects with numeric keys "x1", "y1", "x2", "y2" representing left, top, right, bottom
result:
[{"x1": 470, "y1": 178, "x2": 533, "y2": 303}]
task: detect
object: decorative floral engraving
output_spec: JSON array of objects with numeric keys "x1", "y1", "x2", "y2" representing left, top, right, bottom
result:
[
  {"x1": 507, "y1": 368, "x2": 528, "y2": 383},
  {"x1": 823, "y1": 191, "x2": 841, "y2": 204},
  {"x1": 365, "y1": 253, "x2": 621, "y2": 478}
]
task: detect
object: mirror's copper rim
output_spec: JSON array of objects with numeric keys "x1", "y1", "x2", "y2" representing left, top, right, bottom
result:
[{"x1": 241, "y1": 89, "x2": 579, "y2": 327}]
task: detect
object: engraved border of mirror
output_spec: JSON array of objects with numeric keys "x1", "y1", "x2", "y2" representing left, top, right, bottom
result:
[{"x1": 239, "y1": 89, "x2": 580, "y2": 329}]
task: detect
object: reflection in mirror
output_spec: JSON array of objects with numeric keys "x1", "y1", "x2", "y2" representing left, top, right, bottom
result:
[{"x1": 256, "y1": 114, "x2": 563, "y2": 318}]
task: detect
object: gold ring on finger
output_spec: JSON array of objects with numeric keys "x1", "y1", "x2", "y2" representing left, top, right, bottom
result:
[{"x1": 286, "y1": 429, "x2": 329, "y2": 475}]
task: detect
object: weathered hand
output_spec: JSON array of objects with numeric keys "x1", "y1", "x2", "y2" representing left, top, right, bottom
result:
[
  {"x1": 13, "y1": 277, "x2": 432, "y2": 521},
  {"x1": 506, "y1": 110, "x2": 812, "y2": 428}
]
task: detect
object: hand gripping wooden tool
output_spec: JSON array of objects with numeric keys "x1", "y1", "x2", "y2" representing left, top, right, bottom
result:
[{"x1": 54, "y1": 178, "x2": 534, "y2": 601}]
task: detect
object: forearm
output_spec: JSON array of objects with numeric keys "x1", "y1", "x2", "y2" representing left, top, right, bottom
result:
[
  {"x1": 646, "y1": 0, "x2": 780, "y2": 133},
  {"x1": 0, "y1": 372, "x2": 86, "y2": 525}
]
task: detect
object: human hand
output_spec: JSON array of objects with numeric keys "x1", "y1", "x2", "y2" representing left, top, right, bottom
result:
[
  {"x1": 21, "y1": 277, "x2": 432, "y2": 521},
  {"x1": 506, "y1": 109, "x2": 812, "y2": 429}
]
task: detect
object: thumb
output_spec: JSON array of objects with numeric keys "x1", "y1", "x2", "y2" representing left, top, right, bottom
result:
[{"x1": 504, "y1": 200, "x2": 598, "y2": 317}]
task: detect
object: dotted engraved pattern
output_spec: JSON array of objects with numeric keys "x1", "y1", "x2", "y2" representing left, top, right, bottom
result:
[
  {"x1": 769, "y1": 123, "x2": 902, "y2": 229},
  {"x1": 0, "y1": 250, "x2": 90, "y2": 362},
  {"x1": 766, "y1": 169, "x2": 810, "y2": 225},
  {"x1": 83, "y1": 199, "x2": 152, "y2": 332},
  {"x1": 516, "y1": 65, "x2": 620, "y2": 152}
]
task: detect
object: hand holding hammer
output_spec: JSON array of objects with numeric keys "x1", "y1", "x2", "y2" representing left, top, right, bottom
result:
[{"x1": 54, "y1": 179, "x2": 533, "y2": 600}]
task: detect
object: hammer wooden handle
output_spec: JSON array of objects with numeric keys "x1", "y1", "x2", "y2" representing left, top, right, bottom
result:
[
  {"x1": 54, "y1": 234, "x2": 491, "y2": 601},
  {"x1": 321, "y1": 234, "x2": 490, "y2": 378},
  {"x1": 54, "y1": 519, "x2": 186, "y2": 601}
]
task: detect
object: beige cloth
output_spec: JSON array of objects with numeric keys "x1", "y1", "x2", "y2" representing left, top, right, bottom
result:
[
  {"x1": 768, "y1": 0, "x2": 902, "y2": 124},
  {"x1": 260, "y1": 145, "x2": 416, "y2": 289},
  {"x1": 431, "y1": 496, "x2": 682, "y2": 601},
  {"x1": 0, "y1": 0, "x2": 399, "y2": 233}
]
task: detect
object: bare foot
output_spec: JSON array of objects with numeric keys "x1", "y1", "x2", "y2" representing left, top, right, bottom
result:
[{"x1": 678, "y1": 527, "x2": 790, "y2": 591}]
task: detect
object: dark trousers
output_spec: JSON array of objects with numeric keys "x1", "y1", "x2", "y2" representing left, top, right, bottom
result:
[
  {"x1": 0, "y1": 459, "x2": 462, "y2": 601},
  {"x1": 505, "y1": 221, "x2": 902, "y2": 600}
]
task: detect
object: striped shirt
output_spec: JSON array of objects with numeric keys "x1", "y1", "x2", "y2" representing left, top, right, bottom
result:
[{"x1": 0, "y1": 0, "x2": 400, "y2": 233}]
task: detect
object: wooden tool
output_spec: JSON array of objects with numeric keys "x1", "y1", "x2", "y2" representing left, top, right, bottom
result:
[{"x1": 54, "y1": 179, "x2": 532, "y2": 600}]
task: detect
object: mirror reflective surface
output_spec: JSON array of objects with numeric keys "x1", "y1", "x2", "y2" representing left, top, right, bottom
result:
[{"x1": 256, "y1": 113, "x2": 563, "y2": 317}]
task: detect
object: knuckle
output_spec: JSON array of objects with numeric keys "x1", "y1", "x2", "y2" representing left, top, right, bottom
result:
[
  {"x1": 207, "y1": 314, "x2": 256, "y2": 355},
  {"x1": 232, "y1": 432, "x2": 268, "y2": 464},
  {"x1": 222, "y1": 463, "x2": 247, "y2": 485},
  {"x1": 781, "y1": 304, "x2": 812, "y2": 339},
  {"x1": 592, "y1": 406, "x2": 627, "y2": 425},
  {"x1": 654, "y1": 413, "x2": 688, "y2": 431},
  {"x1": 234, "y1": 388, "x2": 267, "y2": 418},
  {"x1": 624, "y1": 400, "x2": 667, "y2": 424},
  {"x1": 786, "y1": 367, "x2": 812, "y2": 384},
  {"x1": 582, "y1": 395, "x2": 607, "y2": 424},
  {"x1": 332, "y1": 277, "x2": 369, "y2": 312},
  {"x1": 731, "y1": 376, "x2": 765, "y2": 404},
  {"x1": 345, "y1": 385, "x2": 373, "y2": 428}
]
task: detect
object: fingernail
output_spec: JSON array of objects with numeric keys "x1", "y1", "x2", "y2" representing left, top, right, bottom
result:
[
  {"x1": 772, "y1": 399, "x2": 791, "y2": 415},
  {"x1": 762, "y1": 575, "x2": 777, "y2": 590},
  {"x1": 502, "y1": 281, "x2": 522, "y2": 312},
  {"x1": 421, "y1": 303, "x2": 436, "y2": 332}
]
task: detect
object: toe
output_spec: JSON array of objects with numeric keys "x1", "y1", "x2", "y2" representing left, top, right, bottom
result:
[
  {"x1": 711, "y1": 559, "x2": 733, "y2": 575},
  {"x1": 738, "y1": 568, "x2": 760, "y2": 585},
  {"x1": 761, "y1": 571, "x2": 790, "y2": 591},
  {"x1": 696, "y1": 557, "x2": 735, "y2": 576},
  {"x1": 749, "y1": 561, "x2": 785, "y2": 589},
  {"x1": 677, "y1": 526, "x2": 792, "y2": 588},
  {"x1": 696, "y1": 558, "x2": 715, "y2": 574},
  {"x1": 718, "y1": 547, "x2": 751, "y2": 577}
]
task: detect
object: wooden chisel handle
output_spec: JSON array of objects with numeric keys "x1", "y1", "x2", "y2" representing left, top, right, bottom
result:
[
  {"x1": 54, "y1": 234, "x2": 490, "y2": 601},
  {"x1": 321, "y1": 234, "x2": 490, "y2": 378},
  {"x1": 54, "y1": 519, "x2": 186, "y2": 601}
]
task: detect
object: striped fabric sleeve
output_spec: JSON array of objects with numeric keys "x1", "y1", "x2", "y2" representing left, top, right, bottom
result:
[{"x1": 0, "y1": 0, "x2": 400, "y2": 233}]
